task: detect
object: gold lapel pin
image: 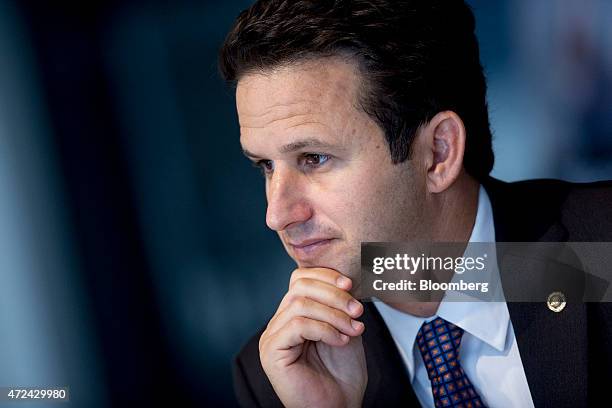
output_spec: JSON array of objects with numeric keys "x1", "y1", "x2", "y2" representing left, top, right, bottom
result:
[{"x1": 547, "y1": 291, "x2": 566, "y2": 313}]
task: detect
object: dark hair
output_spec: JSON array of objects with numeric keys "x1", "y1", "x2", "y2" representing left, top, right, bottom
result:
[{"x1": 219, "y1": 0, "x2": 494, "y2": 181}]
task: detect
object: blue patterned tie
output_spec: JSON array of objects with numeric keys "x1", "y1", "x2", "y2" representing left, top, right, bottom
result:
[{"x1": 416, "y1": 317, "x2": 487, "y2": 408}]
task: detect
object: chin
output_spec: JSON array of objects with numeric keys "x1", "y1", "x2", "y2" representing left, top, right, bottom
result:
[{"x1": 292, "y1": 256, "x2": 351, "y2": 275}]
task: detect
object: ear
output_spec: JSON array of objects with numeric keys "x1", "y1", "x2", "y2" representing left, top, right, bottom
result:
[{"x1": 421, "y1": 111, "x2": 466, "y2": 194}]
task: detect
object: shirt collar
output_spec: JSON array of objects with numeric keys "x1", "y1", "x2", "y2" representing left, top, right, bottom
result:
[{"x1": 374, "y1": 185, "x2": 509, "y2": 382}]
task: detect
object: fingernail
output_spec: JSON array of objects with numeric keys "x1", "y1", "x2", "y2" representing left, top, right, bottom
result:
[
  {"x1": 339, "y1": 333, "x2": 349, "y2": 342},
  {"x1": 351, "y1": 320, "x2": 364, "y2": 331},
  {"x1": 336, "y1": 276, "x2": 351, "y2": 288},
  {"x1": 348, "y1": 299, "x2": 362, "y2": 315}
]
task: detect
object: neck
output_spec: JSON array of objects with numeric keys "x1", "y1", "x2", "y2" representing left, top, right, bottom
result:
[{"x1": 385, "y1": 172, "x2": 480, "y2": 317}]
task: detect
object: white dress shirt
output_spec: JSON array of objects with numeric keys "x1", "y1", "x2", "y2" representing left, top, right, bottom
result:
[{"x1": 374, "y1": 185, "x2": 535, "y2": 408}]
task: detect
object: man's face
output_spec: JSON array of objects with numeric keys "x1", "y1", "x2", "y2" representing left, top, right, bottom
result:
[{"x1": 237, "y1": 58, "x2": 430, "y2": 280}]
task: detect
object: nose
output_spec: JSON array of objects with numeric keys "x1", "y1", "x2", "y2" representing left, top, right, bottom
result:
[{"x1": 265, "y1": 164, "x2": 312, "y2": 231}]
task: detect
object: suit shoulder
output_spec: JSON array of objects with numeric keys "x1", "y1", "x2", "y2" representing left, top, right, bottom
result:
[
  {"x1": 562, "y1": 180, "x2": 612, "y2": 240},
  {"x1": 509, "y1": 177, "x2": 612, "y2": 196},
  {"x1": 563, "y1": 179, "x2": 612, "y2": 209},
  {"x1": 235, "y1": 325, "x2": 265, "y2": 376},
  {"x1": 505, "y1": 178, "x2": 612, "y2": 240},
  {"x1": 233, "y1": 325, "x2": 283, "y2": 407}
]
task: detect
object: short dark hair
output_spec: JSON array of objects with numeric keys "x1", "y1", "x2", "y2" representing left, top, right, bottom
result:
[{"x1": 219, "y1": 0, "x2": 494, "y2": 181}]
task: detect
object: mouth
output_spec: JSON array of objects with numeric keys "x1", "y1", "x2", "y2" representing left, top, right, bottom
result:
[{"x1": 288, "y1": 238, "x2": 336, "y2": 261}]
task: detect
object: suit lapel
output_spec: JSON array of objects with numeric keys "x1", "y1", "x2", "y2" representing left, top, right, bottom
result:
[
  {"x1": 361, "y1": 302, "x2": 421, "y2": 406},
  {"x1": 482, "y1": 177, "x2": 588, "y2": 406}
]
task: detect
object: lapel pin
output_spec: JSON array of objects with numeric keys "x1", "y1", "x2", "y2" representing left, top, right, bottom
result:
[{"x1": 547, "y1": 291, "x2": 566, "y2": 313}]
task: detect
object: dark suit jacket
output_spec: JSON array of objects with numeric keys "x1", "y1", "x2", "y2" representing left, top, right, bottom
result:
[{"x1": 233, "y1": 176, "x2": 612, "y2": 407}]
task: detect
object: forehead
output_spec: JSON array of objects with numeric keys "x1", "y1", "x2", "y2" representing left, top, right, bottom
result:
[{"x1": 236, "y1": 57, "x2": 363, "y2": 132}]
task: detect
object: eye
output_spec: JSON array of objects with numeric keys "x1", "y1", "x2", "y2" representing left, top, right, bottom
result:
[
  {"x1": 300, "y1": 153, "x2": 331, "y2": 168},
  {"x1": 252, "y1": 159, "x2": 274, "y2": 176}
]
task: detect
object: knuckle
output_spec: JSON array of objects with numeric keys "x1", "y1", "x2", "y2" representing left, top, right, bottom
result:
[
  {"x1": 279, "y1": 292, "x2": 292, "y2": 307},
  {"x1": 290, "y1": 316, "x2": 307, "y2": 330},
  {"x1": 290, "y1": 277, "x2": 308, "y2": 291},
  {"x1": 288, "y1": 268, "x2": 303, "y2": 286},
  {"x1": 264, "y1": 316, "x2": 277, "y2": 333},
  {"x1": 258, "y1": 333, "x2": 267, "y2": 354},
  {"x1": 282, "y1": 293, "x2": 296, "y2": 307},
  {"x1": 292, "y1": 296, "x2": 309, "y2": 311}
]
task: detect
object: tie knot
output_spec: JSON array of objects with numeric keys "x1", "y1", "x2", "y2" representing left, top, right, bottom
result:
[{"x1": 417, "y1": 317, "x2": 464, "y2": 347}]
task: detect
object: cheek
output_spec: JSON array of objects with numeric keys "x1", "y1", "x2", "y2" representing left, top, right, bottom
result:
[
  {"x1": 320, "y1": 174, "x2": 404, "y2": 241},
  {"x1": 328, "y1": 165, "x2": 423, "y2": 242}
]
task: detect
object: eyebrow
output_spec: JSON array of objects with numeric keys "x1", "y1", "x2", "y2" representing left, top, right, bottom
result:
[{"x1": 242, "y1": 137, "x2": 340, "y2": 159}]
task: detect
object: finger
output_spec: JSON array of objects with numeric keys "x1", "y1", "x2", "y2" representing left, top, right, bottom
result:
[
  {"x1": 278, "y1": 278, "x2": 363, "y2": 318},
  {"x1": 268, "y1": 317, "x2": 350, "y2": 351},
  {"x1": 289, "y1": 267, "x2": 352, "y2": 291},
  {"x1": 266, "y1": 296, "x2": 364, "y2": 338}
]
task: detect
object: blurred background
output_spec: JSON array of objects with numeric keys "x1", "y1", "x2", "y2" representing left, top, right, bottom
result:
[{"x1": 0, "y1": 0, "x2": 610, "y2": 406}]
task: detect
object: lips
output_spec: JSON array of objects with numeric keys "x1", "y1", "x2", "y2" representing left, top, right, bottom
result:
[
  {"x1": 289, "y1": 238, "x2": 334, "y2": 248},
  {"x1": 288, "y1": 238, "x2": 336, "y2": 260}
]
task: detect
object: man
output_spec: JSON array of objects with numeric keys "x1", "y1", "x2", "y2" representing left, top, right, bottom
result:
[{"x1": 219, "y1": 0, "x2": 612, "y2": 406}]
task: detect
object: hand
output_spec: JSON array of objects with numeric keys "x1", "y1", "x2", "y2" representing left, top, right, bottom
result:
[{"x1": 259, "y1": 267, "x2": 367, "y2": 408}]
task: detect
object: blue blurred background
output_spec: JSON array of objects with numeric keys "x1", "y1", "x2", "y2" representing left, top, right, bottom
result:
[{"x1": 0, "y1": 0, "x2": 610, "y2": 406}]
